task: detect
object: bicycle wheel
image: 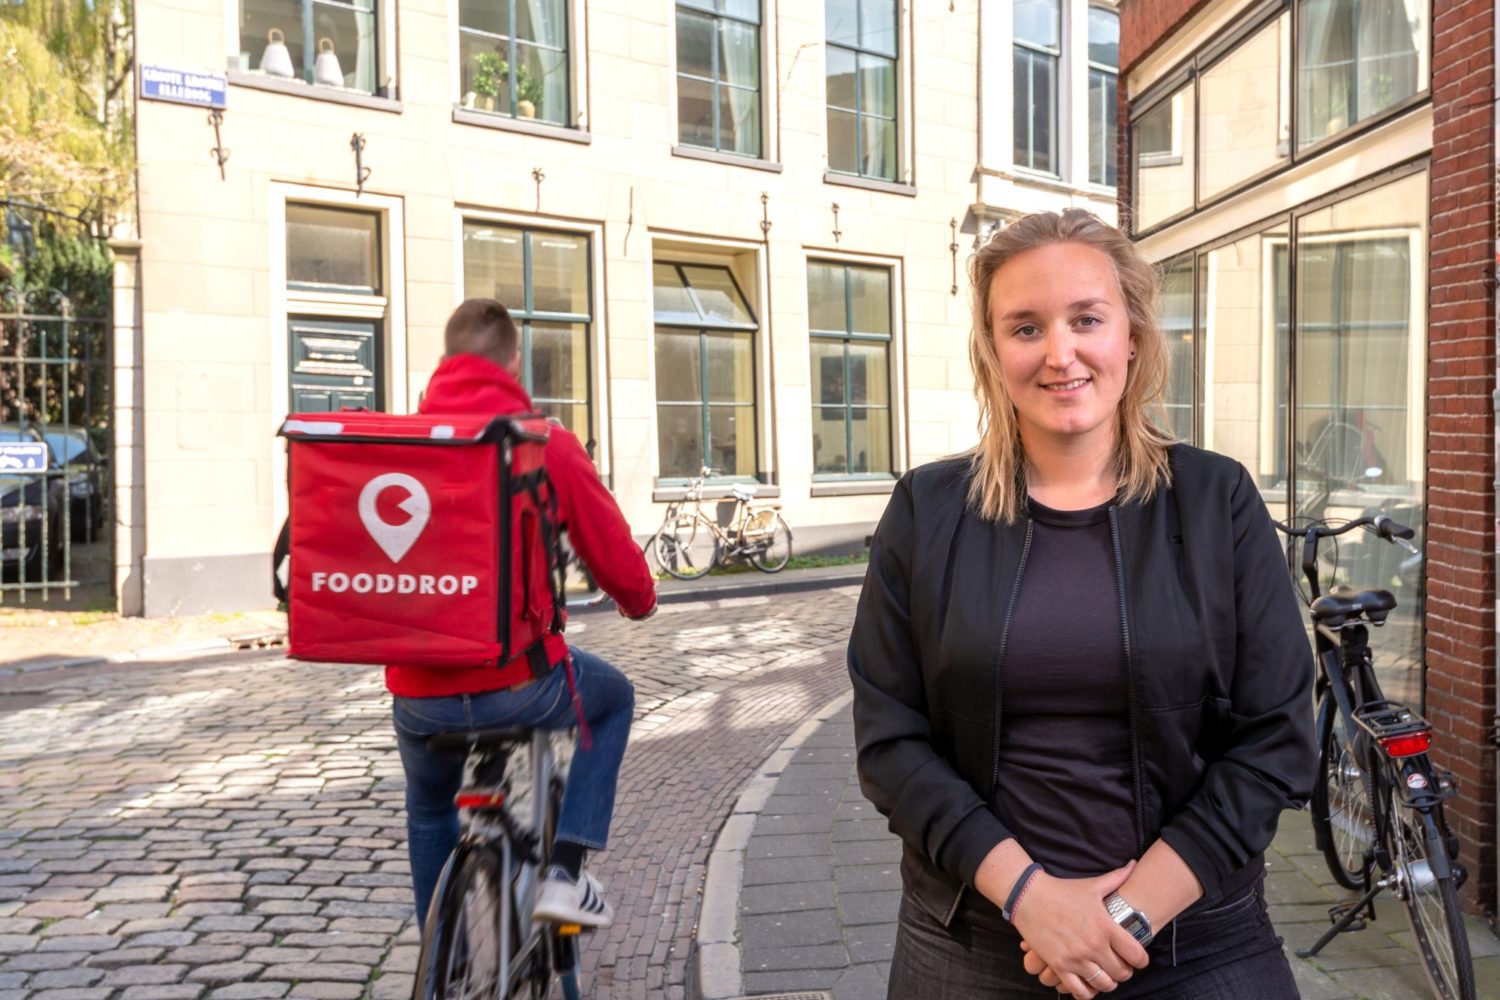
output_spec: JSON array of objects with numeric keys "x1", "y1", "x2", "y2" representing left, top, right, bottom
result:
[
  {"x1": 746, "y1": 512, "x2": 792, "y2": 573},
  {"x1": 414, "y1": 845, "x2": 503, "y2": 1000},
  {"x1": 1311, "y1": 694, "x2": 1374, "y2": 890},
  {"x1": 652, "y1": 516, "x2": 718, "y2": 580},
  {"x1": 1390, "y1": 801, "x2": 1476, "y2": 1000},
  {"x1": 529, "y1": 776, "x2": 582, "y2": 1000}
]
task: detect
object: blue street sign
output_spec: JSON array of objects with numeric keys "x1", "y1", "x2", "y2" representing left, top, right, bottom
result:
[
  {"x1": 140, "y1": 65, "x2": 228, "y2": 110},
  {"x1": 0, "y1": 443, "x2": 48, "y2": 473}
]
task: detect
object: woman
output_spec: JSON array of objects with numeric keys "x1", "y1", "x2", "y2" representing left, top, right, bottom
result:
[{"x1": 848, "y1": 210, "x2": 1314, "y2": 998}]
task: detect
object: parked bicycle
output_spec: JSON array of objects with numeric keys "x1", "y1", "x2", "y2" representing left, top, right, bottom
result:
[
  {"x1": 1274, "y1": 514, "x2": 1474, "y2": 1000},
  {"x1": 649, "y1": 467, "x2": 791, "y2": 580},
  {"x1": 411, "y1": 727, "x2": 584, "y2": 1000}
]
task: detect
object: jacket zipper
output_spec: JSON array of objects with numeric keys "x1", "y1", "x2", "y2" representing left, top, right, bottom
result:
[{"x1": 1107, "y1": 506, "x2": 1147, "y2": 855}]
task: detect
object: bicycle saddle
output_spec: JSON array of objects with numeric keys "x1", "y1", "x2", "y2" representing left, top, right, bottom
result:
[
  {"x1": 731, "y1": 483, "x2": 758, "y2": 501},
  {"x1": 428, "y1": 727, "x2": 534, "y2": 750},
  {"x1": 1311, "y1": 586, "x2": 1396, "y2": 627}
]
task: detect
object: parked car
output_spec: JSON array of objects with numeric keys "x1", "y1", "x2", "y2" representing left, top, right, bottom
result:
[
  {"x1": 0, "y1": 424, "x2": 65, "y2": 581},
  {"x1": 41, "y1": 427, "x2": 108, "y2": 541}
]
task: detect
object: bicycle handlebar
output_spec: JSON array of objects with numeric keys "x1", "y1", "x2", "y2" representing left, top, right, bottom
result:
[{"x1": 1273, "y1": 514, "x2": 1419, "y2": 601}]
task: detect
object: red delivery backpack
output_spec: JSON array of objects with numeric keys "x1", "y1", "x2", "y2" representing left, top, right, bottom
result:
[{"x1": 272, "y1": 410, "x2": 566, "y2": 682}]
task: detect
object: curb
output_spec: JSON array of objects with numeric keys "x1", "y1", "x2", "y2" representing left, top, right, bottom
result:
[
  {"x1": 0, "y1": 631, "x2": 286, "y2": 678},
  {"x1": 569, "y1": 564, "x2": 868, "y2": 616},
  {"x1": 690, "y1": 689, "x2": 856, "y2": 1000}
]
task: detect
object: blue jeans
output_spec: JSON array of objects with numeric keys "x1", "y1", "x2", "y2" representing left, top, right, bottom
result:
[{"x1": 392, "y1": 646, "x2": 635, "y2": 925}]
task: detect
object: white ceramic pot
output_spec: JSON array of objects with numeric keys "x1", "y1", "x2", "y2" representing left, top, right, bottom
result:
[
  {"x1": 260, "y1": 28, "x2": 296, "y2": 78},
  {"x1": 517, "y1": 99, "x2": 536, "y2": 119},
  {"x1": 313, "y1": 38, "x2": 344, "y2": 87}
]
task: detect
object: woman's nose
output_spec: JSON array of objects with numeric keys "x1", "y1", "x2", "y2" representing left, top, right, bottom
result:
[{"x1": 1043, "y1": 326, "x2": 1075, "y2": 369}]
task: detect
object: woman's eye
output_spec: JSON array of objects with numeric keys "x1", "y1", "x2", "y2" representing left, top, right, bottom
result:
[
  {"x1": 1014, "y1": 324, "x2": 1040, "y2": 338},
  {"x1": 1076, "y1": 315, "x2": 1101, "y2": 327}
]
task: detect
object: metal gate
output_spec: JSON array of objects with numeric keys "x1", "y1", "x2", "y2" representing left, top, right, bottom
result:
[{"x1": 0, "y1": 273, "x2": 112, "y2": 601}]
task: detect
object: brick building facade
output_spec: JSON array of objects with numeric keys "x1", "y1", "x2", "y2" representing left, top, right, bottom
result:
[{"x1": 1118, "y1": 0, "x2": 1497, "y2": 914}]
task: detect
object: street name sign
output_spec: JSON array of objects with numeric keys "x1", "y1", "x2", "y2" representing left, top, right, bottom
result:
[
  {"x1": 140, "y1": 65, "x2": 228, "y2": 110},
  {"x1": 0, "y1": 443, "x2": 49, "y2": 473}
]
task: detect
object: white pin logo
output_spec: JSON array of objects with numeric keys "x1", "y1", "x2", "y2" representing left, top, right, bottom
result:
[{"x1": 358, "y1": 473, "x2": 431, "y2": 564}]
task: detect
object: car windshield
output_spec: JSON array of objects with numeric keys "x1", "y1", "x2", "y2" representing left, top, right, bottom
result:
[
  {"x1": 0, "y1": 430, "x2": 38, "y2": 443},
  {"x1": 41, "y1": 432, "x2": 89, "y2": 463}
]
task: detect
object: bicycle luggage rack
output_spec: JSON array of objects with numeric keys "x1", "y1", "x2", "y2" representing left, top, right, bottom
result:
[{"x1": 1352, "y1": 700, "x2": 1430, "y2": 745}]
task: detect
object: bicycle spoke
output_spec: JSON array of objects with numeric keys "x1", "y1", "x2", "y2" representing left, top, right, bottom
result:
[{"x1": 1391, "y1": 804, "x2": 1474, "y2": 999}]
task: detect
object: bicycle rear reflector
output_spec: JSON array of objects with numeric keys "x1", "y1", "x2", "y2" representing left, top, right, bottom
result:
[
  {"x1": 1379, "y1": 731, "x2": 1432, "y2": 758},
  {"x1": 455, "y1": 791, "x2": 506, "y2": 809}
]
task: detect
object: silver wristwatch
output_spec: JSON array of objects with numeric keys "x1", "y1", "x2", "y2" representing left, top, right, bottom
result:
[{"x1": 1104, "y1": 891, "x2": 1154, "y2": 946}]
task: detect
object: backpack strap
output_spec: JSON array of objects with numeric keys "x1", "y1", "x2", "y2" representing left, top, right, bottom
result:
[{"x1": 272, "y1": 519, "x2": 291, "y2": 604}]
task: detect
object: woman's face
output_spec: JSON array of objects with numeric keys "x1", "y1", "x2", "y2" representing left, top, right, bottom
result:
[{"x1": 988, "y1": 241, "x2": 1136, "y2": 454}]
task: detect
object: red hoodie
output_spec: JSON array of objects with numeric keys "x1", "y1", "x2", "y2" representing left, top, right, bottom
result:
[{"x1": 384, "y1": 354, "x2": 657, "y2": 698}]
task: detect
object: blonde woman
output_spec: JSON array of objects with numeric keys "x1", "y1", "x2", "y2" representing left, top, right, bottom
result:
[{"x1": 849, "y1": 210, "x2": 1313, "y2": 998}]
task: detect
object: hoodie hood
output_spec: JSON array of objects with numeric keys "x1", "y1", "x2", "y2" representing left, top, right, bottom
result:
[{"x1": 418, "y1": 353, "x2": 535, "y2": 416}]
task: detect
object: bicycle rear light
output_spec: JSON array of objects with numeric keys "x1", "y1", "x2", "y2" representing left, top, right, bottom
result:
[
  {"x1": 1378, "y1": 731, "x2": 1432, "y2": 758},
  {"x1": 455, "y1": 790, "x2": 506, "y2": 809}
]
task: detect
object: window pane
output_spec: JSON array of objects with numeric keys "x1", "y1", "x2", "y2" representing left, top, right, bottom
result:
[
  {"x1": 857, "y1": 52, "x2": 894, "y2": 117},
  {"x1": 718, "y1": 85, "x2": 762, "y2": 156},
  {"x1": 240, "y1": 0, "x2": 305, "y2": 76},
  {"x1": 287, "y1": 204, "x2": 379, "y2": 290},
  {"x1": 847, "y1": 266, "x2": 891, "y2": 336},
  {"x1": 826, "y1": 44, "x2": 856, "y2": 110},
  {"x1": 1297, "y1": 0, "x2": 1426, "y2": 148},
  {"x1": 1159, "y1": 256, "x2": 1194, "y2": 443},
  {"x1": 311, "y1": 2, "x2": 377, "y2": 92},
  {"x1": 848, "y1": 340, "x2": 889, "y2": 405},
  {"x1": 529, "y1": 321, "x2": 587, "y2": 408},
  {"x1": 1089, "y1": 68, "x2": 1117, "y2": 186},
  {"x1": 677, "y1": 10, "x2": 714, "y2": 79},
  {"x1": 861, "y1": 115, "x2": 897, "y2": 180},
  {"x1": 681, "y1": 266, "x2": 755, "y2": 325},
  {"x1": 808, "y1": 263, "x2": 847, "y2": 333},
  {"x1": 459, "y1": 35, "x2": 514, "y2": 112},
  {"x1": 529, "y1": 232, "x2": 588, "y2": 315},
  {"x1": 827, "y1": 108, "x2": 858, "y2": 173},
  {"x1": 705, "y1": 331, "x2": 754, "y2": 403},
  {"x1": 459, "y1": 0, "x2": 507, "y2": 39},
  {"x1": 1132, "y1": 86, "x2": 1195, "y2": 230},
  {"x1": 849, "y1": 405, "x2": 891, "y2": 474},
  {"x1": 1199, "y1": 13, "x2": 1290, "y2": 200},
  {"x1": 720, "y1": 0, "x2": 759, "y2": 23},
  {"x1": 718, "y1": 18, "x2": 759, "y2": 88},
  {"x1": 678, "y1": 74, "x2": 716, "y2": 148},
  {"x1": 1014, "y1": 0, "x2": 1059, "y2": 49},
  {"x1": 1015, "y1": 50, "x2": 1056, "y2": 172},
  {"x1": 708, "y1": 404, "x2": 756, "y2": 477},
  {"x1": 653, "y1": 263, "x2": 702, "y2": 325},
  {"x1": 1088, "y1": 6, "x2": 1118, "y2": 66},
  {"x1": 657, "y1": 403, "x2": 705, "y2": 478},
  {"x1": 515, "y1": 0, "x2": 564, "y2": 47},
  {"x1": 859, "y1": 0, "x2": 897, "y2": 56},
  {"x1": 461, "y1": 223, "x2": 524, "y2": 304},
  {"x1": 811, "y1": 340, "x2": 845, "y2": 407},
  {"x1": 825, "y1": 0, "x2": 858, "y2": 47},
  {"x1": 515, "y1": 42, "x2": 568, "y2": 124},
  {"x1": 654, "y1": 329, "x2": 703, "y2": 403},
  {"x1": 812, "y1": 403, "x2": 847, "y2": 474}
]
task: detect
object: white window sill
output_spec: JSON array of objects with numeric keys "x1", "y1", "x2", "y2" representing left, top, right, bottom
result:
[
  {"x1": 672, "y1": 145, "x2": 783, "y2": 172},
  {"x1": 824, "y1": 170, "x2": 917, "y2": 197},
  {"x1": 652, "y1": 483, "x2": 782, "y2": 503},
  {"x1": 810, "y1": 478, "x2": 897, "y2": 497},
  {"x1": 452, "y1": 107, "x2": 592, "y2": 144},
  {"x1": 227, "y1": 70, "x2": 401, "y2": 113}
]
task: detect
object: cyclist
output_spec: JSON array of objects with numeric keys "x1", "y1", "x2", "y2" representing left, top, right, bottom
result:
[{"x1": 389, "y1": 297, "x2": 657, "y2": 930}]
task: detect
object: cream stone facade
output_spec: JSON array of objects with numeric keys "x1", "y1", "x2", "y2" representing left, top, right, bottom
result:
[{"x1": 122, "y1": 0, "x2": 1118, "y2": 615}]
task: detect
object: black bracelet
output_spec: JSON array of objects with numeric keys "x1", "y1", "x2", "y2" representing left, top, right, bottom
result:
[{"x1": 1001, "y1": 861, "x2": 1044, "y2": 922}]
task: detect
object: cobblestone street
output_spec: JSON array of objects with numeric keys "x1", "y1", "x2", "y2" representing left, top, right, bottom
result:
[{"x1": 0, "y1": 587, "x2": 862, "y2": 1000}]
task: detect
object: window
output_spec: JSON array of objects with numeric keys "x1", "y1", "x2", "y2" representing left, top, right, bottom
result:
[
  {"x1": 807, "y1": 262, "x2": 894, "y2": 478},
  {"x1": 826, "y1": 0, "x2": 898, "y2": 181},
  {"x1": 238, "y1": 0, "x2": 379, "y2": 92},
  {"x1": 287, "y1": 203, "x2": 380, "y2": 292},
  {"x1": 1297, "y1": 0, "x2": 1427, "y2": 148},
  {"x1": 1158, "y1": 255, "x2": 1194, "y2": 442},
  {"x1": 1087, "y1": 7, "x2": 1119, "y2": 187},
  {"x1": 677, "y1": 0, "x2": 762, "y2": 157},
  {"x1": 457, "y1": 0, "x2": 568, "y2": 124},
  {"x1": 463, "y1": 222, "x2": 592, "y2": 435},
  {"x1": 1199, "y1": 13, "x2": 1290, "y2": 199},
  {"x1": 653, "y1": 263, "x2": 759, "y2": 480},
  {"x1": 1131, "y1": 84, "x2": 1194, "y2": 231},
  {"x1": 1013, "y1": 0, "x2": 1059, "y2": 174}
]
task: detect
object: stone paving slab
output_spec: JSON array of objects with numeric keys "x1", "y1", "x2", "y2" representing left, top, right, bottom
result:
[{"x1": 712, "y1": 702, "x2": 1500, "y2": 1000}]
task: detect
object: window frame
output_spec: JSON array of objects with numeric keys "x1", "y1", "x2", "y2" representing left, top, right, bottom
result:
[
  {"x1": 807, "y1": 259, "x2": 898, "y2": 482},
  {"x1": 1127, "y1": 0, "x2": 1432, "y2": 239},
  {"x1": 1012, "y1": 0, "x2": 1063, "y2": 176},
  {"x1": 226, "y1": 0, "x2": 398, "y2": 101},
  {"x1": 1086, "y1": 4, "x2": 1120, "y2": 188},
  {"x1": 825, "y1": 0, "x2": 903, "y2": 183},
  {"x1": 453, "y1": 0, "x2": 571, "y2": 126},
  {"x1": 674, "y1": 0, "x2": 766, "y2": 159}
]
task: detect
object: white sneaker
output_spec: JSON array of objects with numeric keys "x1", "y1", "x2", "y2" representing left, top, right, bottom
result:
[{"x1": 532, "y1": 867, "x2": 614, "y2": 927}]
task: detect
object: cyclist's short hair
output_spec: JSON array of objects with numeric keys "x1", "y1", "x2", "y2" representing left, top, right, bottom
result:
[{"x1": 445, "y1": 298, "x2": 520, "y2": 367}]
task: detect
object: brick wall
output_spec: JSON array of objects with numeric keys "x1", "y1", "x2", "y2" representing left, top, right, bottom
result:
[
  {"x1": 1427, "y1": 0, "x2": 1497, "y2": 913},
  {"x1": 1118, "y1": 0, "x2": 1209, "y2": 74}
]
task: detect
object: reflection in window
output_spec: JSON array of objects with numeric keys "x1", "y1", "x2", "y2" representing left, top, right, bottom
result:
[
  {"x1": 1199, "y1": 13, "x2": 1290, "y2": 199},
  {"x1": 1158, "y1": 256, "x2": 1194, "y2": 442},
  {"x1": 1131, "y1": 85, "x2": 1194, "y2": 231},
  {"x1": 678, "y1": 0, "x2": 762, "y2": 157},
  {"x1": 239, "y1": 0, "x2": 378, "y2": 92},
  {"x1": 1087, "y1": 7, "x2": 1119, "y2": 187},
  {"x1": 826, "y1": 0, "x2": 898, "y2": 180},
  {"x1": 1013, "y1": 0, "x2": 1060, "y2": 174},
  {"x1": 458, "y1": 0, "x2": 568, "y2": 125},
  {"x1": 287, "y1": 204, "x2": 380, "y2": 291},
  {"x1": 462, "y1": 222, "x2": 592, "y2": 435},
  {"x1": 1298, "y1": 0, "x2": 1427, "y2": 148},
  {"x1": 654, "y1": 263, "x2": 759, "y2": 479},
  {"x1": 808, "y1": 262, "x2": 894, "y2": 477}
]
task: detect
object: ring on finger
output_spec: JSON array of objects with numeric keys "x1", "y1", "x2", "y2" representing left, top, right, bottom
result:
[{"x1": 1084, "y1": 967, "x2": 1105, "y2": 984}]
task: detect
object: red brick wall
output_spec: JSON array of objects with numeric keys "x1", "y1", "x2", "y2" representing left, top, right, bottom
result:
[
  {"x1": 1427, "y1": 0, "x2": 1497, "y2": 912},
  {"x1": 1118, "y1": 0, "x2": 1210, "y2": 74}
]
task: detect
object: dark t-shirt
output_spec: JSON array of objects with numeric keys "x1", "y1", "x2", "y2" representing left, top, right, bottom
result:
[{"x1": 994, "y1": 497, "x2": 1137, "y2": 878}]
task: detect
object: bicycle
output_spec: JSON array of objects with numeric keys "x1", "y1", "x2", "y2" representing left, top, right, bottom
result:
[
  {"x1": 411, "y1": 727, "x2": 584, "y2": 1000},
  {"x1": 648, "y1": 467, "x2": 792, "y2": 580},
  {"x1": 1273, "y1": 514, "x2": 1474, "y2": 1000}
]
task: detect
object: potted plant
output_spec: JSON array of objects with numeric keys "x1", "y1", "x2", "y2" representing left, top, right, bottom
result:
[
  {"x1": 471, "y1": 51, "x2": 504, "y2": 112},
  {"x1": 515, "y1": 64, "x2": 544, "y2": 119}
]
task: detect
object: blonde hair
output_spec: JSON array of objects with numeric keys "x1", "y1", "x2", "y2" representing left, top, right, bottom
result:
[{"x1": 965, "y1": 209, "x2": 1175, "y2": 523}]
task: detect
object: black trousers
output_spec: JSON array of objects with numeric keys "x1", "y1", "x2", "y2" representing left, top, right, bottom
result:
[{"x1": 888, "y1": 878, "x2": 1300, "y2": 999}]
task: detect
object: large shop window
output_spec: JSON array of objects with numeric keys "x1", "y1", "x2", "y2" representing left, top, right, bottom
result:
[
  {"x1": 825, "y1": 0, "x2": 898, "y2": 181},
  {"x1": 1131, "y1": 84, "x2": 1194, "y2": 231},
  {"x1": 678, "y1": 0, "x2": 762, "y2": 157},
  {"x1": 1013, "y1": 0, "x2": 1060, "y2": 174},
  {"x1": 239, "y1": 0, "x2": 379, "y2": 92},
  {"x1": 1087, "y1": 7, "x2": 1119, "y2": 187},
  {"x1": 457, "y1": 0, "x2": 569, "y2": 124},
  {"x1": 1297, "y1": 0, "x2": 1427, "y2": 149},
  {"x1": 1158, "y1": 256, "x2": 1195, "y2": 443},
  {"x1": 653, "y1": 263, "x2": 759, "y2": 481},
  {"x1": 807, "y1": 262, "x2": 894, "y2": 478},
  {"x1": 462, "y1": 223, "x2": 592, "y2": 437},
  {"x1": 1198, "y1": 12, "x2": 1290, "y2": 200}
]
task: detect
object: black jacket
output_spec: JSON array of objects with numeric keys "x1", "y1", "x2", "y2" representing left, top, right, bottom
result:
[{"x1": 848, "y1": 444, "x2": 1316, "y2": 925}]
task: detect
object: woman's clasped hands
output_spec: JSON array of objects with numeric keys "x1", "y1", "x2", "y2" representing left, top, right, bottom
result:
[{"x1": 1009, "y1": 861, "x2": 1149, "y2": 999}]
